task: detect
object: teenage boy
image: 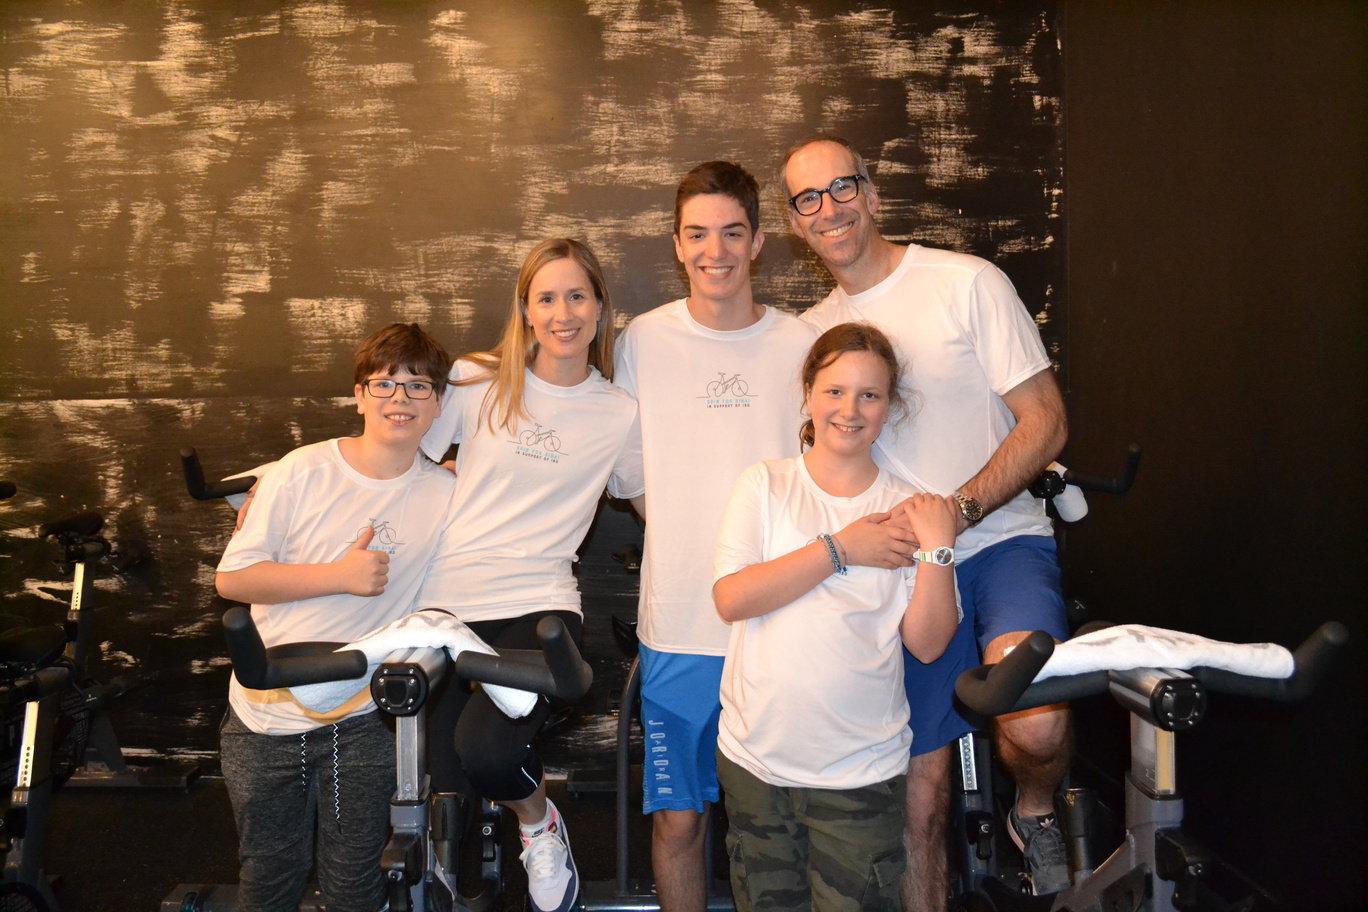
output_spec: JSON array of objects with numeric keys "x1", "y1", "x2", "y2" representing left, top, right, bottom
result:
[
  {"x1": 216, "y1": 322, "x2": 458, "y2": 912},
  {"x1": 782, "y1": 136, "x2": 1071, "y2": 906},
  {"x1": 615, "y1": 160, "x2": 838, "y2": 912}
]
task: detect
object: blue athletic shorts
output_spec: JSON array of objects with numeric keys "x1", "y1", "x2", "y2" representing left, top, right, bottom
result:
[
  {"x1": 904, "y1": 534, "x2": 1066, "y2": 756},
  {"x1": 967, "y1": 535, "x2": 1068, "y2": 649},
  {"x1": 638, "y1": 644, "x2": 725, "y2": 815}
]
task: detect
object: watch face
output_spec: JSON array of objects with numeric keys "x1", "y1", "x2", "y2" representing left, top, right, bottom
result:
[
  {"x1": 932, "y1": 547, "x2": 954, "y2": 565},
  {"x1": 957, "y1": 494, "x2": 984, "y2": 524}
]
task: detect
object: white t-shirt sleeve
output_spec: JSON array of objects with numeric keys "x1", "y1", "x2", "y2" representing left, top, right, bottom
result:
[
  {"x1": 612, "y1": 327, "x2": 638, "y2": 397},
  {"x1": 713, "y1": 462, "x2": 768, "y2": 584},
  {"x1": 421, "y1": 361, "x2": 476, "y2": 462},
  {"x1": 960, "y1": 264, "x2": 1051, "y2": 397},
  {"x1": 218, "y1": 460, "x2": 297, "y2": 572},
  {"x1": 607, "y1": 406, "x2": 645, "y2": 499}
]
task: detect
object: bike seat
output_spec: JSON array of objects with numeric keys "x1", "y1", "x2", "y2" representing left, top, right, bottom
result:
[{"x1": 0, "y1": 625, "x2": 68, "y2": 671}]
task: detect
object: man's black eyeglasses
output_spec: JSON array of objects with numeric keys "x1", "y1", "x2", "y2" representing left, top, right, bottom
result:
[
  {"x1": 788, "y1": 175, "x2": 864, "y2": 216},
  {"x1": 362, "y1": 379, "x2": 436, "y2": 400}
]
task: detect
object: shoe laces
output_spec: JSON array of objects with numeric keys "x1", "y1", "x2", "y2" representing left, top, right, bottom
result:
[{"x1": 521, "y1": 828, "x2": 565, "y2": 880}]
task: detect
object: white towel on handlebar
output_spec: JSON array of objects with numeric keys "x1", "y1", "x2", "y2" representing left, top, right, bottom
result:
[
  {"x1": 288, "y1": 608, "x2": 539, "y2": 719},
  {"x1": 1034, "y1": 624, "x2": 1294, "y2": 681}
]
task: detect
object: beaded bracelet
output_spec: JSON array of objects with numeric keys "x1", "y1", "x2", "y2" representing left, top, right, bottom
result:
[
  {"x1": 818, "y1": 533, "x2": 848, "y2": 576},
  {"x1": 830, "y1": 534, "x2": 849, "y2": 568}
]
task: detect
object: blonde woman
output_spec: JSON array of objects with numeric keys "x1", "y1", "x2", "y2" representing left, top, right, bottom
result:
[{"x1": 417, "y1": 238, "x2": 642, "y2": 912}]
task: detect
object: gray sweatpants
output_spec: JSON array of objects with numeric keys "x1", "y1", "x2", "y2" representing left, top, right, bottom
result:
[{"x1": 220, "y1": 708, "x2": 394, "y2": 912}]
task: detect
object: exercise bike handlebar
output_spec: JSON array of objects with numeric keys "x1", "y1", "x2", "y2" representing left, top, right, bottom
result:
[
  {"x1": 956, "y1": 621, "x2": 1348, "y2": 717},
  {"x1": 181, "y1": 447, "x2": 257, "y2": 501},
  {"x1": 39, "y1": 510, "x2": 105, "y2": 539},
  {"x1": 955, "y1": 631, "x2": 1061, "y2": 717},
  {"x1": 1193, "y1": 620, "x2": 1348, "y2": 701},
  {"x1": 223, "y1": 606, "x2": 593, "y2": 701},
  {"x1": 1060, "y1": 443, "x2": 1142, "y2": 495},
  {"x1": 0, "y1": 665, "x2": 72, "y2": 711},
  {"x1": 223, "y1": 606, "x2": 370, "y2": 688}
]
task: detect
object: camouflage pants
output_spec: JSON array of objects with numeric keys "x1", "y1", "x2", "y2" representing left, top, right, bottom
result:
[{"x1": 717, "y1": 752, "x2": 905, "y2": 912}]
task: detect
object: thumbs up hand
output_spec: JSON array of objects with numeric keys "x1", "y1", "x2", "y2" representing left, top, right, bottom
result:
[{"x1": 335, "y1": 526, "x2": 390, "y2": 596}]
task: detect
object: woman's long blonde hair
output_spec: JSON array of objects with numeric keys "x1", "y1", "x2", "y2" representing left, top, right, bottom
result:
[{"x1": 464, "y1": 238, "x2": 616, "y2": 434}]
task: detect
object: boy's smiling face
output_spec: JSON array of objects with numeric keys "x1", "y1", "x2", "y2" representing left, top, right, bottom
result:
[
  {"x1": 673, "y1": 192, "x2": 764, "y2": 308},
  {"x1": 354, "y1": 368, "x2": 443, "y2": 447}
]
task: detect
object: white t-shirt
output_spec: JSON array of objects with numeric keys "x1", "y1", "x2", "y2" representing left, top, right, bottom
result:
[
  {"x1": 218, "y1": 439, "x2": 458, "y2": 735},
  {"x1": 802, "y1": 244, "x2": 1054, "y2": 560},
  {"x1": 614, "y1": 301, "x2": 818, "y2": 655},
  {"x1": 416, "y1": 360, "x2": 642, "y2": 621},
  {"x1": 713, "y1": 457, "x2": 952, "y2": 789}
]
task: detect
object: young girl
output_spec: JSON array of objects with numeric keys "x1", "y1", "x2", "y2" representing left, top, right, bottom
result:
[
  {"x1": 711, "y1": 322, "x2": 960, "y2": 912},
  {"x1": 417, "y1": 238, "x2": 642, "y2": 912}
]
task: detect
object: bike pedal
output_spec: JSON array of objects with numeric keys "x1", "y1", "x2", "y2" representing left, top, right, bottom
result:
[{"x1": 966, "y1": 809, "x2": 995, "y2": 861}]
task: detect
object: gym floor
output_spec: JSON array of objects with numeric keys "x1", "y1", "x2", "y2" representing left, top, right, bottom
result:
[
  {"x1": 47, "y1": 773, "x2": 682, "y2": 912},
  {"x1": 41, "y1": 754, "x2": 1309, "y2": 912}
]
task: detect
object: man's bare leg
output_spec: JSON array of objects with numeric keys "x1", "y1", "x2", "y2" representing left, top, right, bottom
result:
[
  {"x1": 901, "y1": 745, "x2": 951, "y2": 912},
  {"x1": 653, "y1": 807, "x2": 708, "y2": 912},
  {"x1": 985, "y1": 631, "x2": 1072, "y2": 896},
  {"x1": 984, "y1": 632, "x2": 1071, "y2": 817}
]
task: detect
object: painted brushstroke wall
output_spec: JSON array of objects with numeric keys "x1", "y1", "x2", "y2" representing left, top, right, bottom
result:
[{"x1": 0, "y1": 1, "x2": 1062, "y2": 765}]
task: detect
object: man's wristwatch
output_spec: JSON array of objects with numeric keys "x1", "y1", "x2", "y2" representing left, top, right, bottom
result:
[
  {"x1": 952, "y1": 491, "x2": 985, "y2": 527},
  {"x1": 912, "y1": 546, "x2": 955, "y2": 566}
]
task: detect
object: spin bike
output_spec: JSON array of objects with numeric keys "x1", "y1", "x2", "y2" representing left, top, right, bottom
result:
[
  {"x1": 1, "y1": 482, "x2": 75, "y2": 910},
  {"x1": 0, "y1": 488, "x2": 200, "y2": 911},
  {"x1": 167, "y1": 450, "x2": 593, "y2": 912},
  {"x1": 0, "y1": 659, "x2": 72, "y2": 911},
  {"x1": 33, "y1": 511, "x2": 195, "y2": 791},
  {"x1": 166, "y1": 606, "x2": 592, "y2": 912},
  {"x1": 954, "y1": 621, "x2": 1347, "y2": 912},
  {"x1": 952, "y1": 447, "x2": 1142, "y2": 906}
]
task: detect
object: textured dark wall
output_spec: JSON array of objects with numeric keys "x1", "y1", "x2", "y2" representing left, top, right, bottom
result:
[
  {"x1": 0, "y1": 2, "x2": 1063, "y2": 770},
  {"x1": 1060, "y1": 3, "x2": 1366, "y2": 908}
]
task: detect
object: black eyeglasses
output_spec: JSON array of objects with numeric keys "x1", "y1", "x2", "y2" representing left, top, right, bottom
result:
[
  {"x1": 788, "y1": 174, "x2": 864, "y2": 216},
  {"x1": 362, "y1": 379, "x2": 436, "y2": 400}
]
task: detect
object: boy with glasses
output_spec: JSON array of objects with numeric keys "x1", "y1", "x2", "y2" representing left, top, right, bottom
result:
[{"x1": 215, "y1": 322, "x2": 458, "y2": 912}]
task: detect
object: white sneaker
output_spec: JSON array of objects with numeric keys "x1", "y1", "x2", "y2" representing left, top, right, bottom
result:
[{"x1": 520, "y1": 807, "x2": 579, "y2": 912}]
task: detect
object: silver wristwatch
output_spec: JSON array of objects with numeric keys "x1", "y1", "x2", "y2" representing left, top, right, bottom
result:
[{"x1": 912, "y1": 546, "x2": 955, "y2": 566}]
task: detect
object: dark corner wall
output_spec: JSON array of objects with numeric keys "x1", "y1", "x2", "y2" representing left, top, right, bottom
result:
[{"x1": 1061, "y1": 3, "x2": 1365, "y2": 907}]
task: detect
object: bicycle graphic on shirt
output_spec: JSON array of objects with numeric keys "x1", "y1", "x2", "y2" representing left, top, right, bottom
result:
[
  {"x1": 517, "y1": 424, "x2": 563, "y2": 453},
  {"x1": 703, "y1": 372, "x2": 752, "y2": 399},
  {"x1": 349, "y1": 519, "x2": 402, "y2": 550}
]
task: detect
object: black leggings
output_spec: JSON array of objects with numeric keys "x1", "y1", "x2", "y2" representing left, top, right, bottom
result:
[{"x1": 426, "y1": 610, "x2": 581, "y2": 801}]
